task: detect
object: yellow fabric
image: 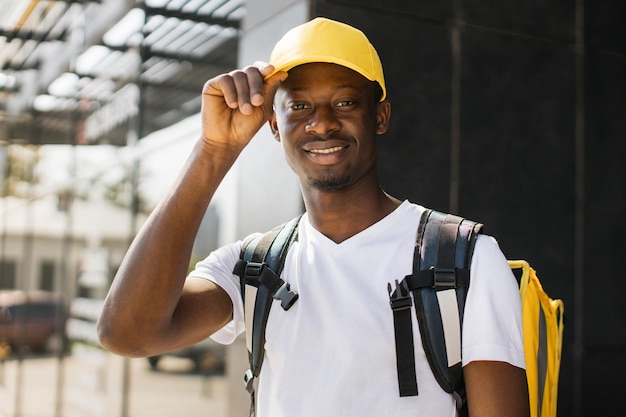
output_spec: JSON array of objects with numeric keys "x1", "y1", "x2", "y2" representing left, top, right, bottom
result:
[{"x1": 508, "y1": 260, "x2": 564, "y2": 417}]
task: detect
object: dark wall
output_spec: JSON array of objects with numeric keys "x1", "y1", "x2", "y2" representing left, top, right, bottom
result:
[{"x1": 313, "y1": 1, "x2": 626, "y2": 416}]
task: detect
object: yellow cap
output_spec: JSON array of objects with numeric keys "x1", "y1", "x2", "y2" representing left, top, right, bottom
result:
[{"x1": 268, "y1": 17, "x2": 386, "y2": 101}]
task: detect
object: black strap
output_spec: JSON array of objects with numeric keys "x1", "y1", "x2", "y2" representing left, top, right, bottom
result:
[
  {"x1": 388, "y1": 279, "x2": 418, "y2": 396},
  {"x1": 387, "y1": 209, "x2": 431, "y2": 397},
  {"x1": 233, "y1": 216, "x2": 301, "y2": 415},
  {"x1": 421, "y1": 212, "x2": 465, "y2": 393},
  {"x1": 537, "y1": 305, "x2": 548, "y2": 417},
  {"x1": 389, "y1": 209, "x2": 482, "y2": 407}
]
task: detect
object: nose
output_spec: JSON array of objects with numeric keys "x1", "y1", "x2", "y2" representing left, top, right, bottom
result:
[{"x1": 304, "y1": 106, "x2": 340, "y2": 135}]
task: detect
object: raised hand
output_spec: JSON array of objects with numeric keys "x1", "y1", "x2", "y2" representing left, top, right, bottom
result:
[{"x1": 200, "y1": 62, "x2": 287, "y2": 151}]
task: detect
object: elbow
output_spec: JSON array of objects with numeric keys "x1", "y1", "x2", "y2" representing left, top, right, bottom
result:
[{"x1": 96, "y1": 315, "x2": 151, "y2": 358}]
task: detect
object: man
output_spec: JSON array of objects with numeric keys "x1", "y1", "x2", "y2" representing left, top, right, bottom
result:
[{"x1": 97, "y1": 17, "x2": 529, "y2": 417}]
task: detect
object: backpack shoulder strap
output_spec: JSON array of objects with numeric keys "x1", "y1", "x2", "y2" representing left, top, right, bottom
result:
[
  {"x1": 389, "y1": 208, "x2": 482, "y2": 408},
  {"x1": 232, "y1": 215, "x2": 301, "y2": 403}
]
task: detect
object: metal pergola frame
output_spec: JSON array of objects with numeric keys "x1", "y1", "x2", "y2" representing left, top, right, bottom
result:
[{"x1": 0, "y1": 0, "x2": 244, "y2": 146}]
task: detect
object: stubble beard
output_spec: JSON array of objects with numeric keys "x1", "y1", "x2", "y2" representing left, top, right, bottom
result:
[{"x1": 308, "y1": 172, "x2": 352, "y2": 191}]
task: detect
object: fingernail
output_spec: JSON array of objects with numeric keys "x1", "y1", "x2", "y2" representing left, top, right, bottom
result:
[
  {"x1": 241, "y1": 103, "x2": 252, "y2": 114},
  {"x1": 251, "y1": 93, "x2": 263, "y2": 105}
]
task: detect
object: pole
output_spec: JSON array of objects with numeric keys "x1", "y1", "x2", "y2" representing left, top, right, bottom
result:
[
  {"x1": 14, "y1": 138, "x2": 37, "y2": 417},
  {"x1": 119, "y1": 7, "x2": 146, "y2": 415},
  {"x1": 0, "y1": 140, "x2": 8, "y2": 388}
]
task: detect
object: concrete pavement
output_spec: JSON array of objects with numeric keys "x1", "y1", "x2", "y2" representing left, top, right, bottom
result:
[{"x1": 0, "y1": 350, "x2": 230, "y2": 417}]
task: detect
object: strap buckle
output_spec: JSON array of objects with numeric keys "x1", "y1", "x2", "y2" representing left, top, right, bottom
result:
[
  {"x1": 244, "y1": 261, "x2": 299, "y2": 311},
  {"x1": 244, "y1": 261, "x2": 265, "y2": 279},
  {"x1": 388, "y1": 279, "x2": 412, "y2": 311},
  {"x1": 244, "y1": 369, "x2": 255, "y2": 394},
  {"x1": 273, "y1": 281, "x2": 299, "y2": 311},
  {"x1": 433, "y1": 267, "x2": 457, "y2": 289}
]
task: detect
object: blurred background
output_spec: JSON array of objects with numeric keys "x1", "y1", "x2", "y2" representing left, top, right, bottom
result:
[{"x1": 0, "y1": 0, "x2": 624, "y2": 416}]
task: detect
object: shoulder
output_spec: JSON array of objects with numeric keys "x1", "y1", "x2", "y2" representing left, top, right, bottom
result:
[
  {"x1": 469, "y1": 234, "x2": 519, "y2": 296},
  {"x1": 190, "y1": 239, "x2": 245, "y2": 280},
  {"x1": 472, "y1": 234, "x2": 511, "y2": 274},
  {"x1": 463, "y1": 235, "x2": 525, "y2": 368}
]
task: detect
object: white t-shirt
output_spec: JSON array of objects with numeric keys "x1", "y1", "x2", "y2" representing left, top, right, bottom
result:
[{"x1": 190, "y1": 201, "x2": 525, "y2": 417}]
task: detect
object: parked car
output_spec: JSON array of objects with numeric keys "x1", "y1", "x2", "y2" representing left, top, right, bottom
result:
[
  {"x1": 0, "y1": 290, "x2": 67, "y2": 354},
  {"x1": 147, "y1": 337, "x2": 226, "y2": 374}
]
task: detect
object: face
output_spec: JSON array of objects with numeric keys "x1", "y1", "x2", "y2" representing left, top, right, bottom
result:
[{"x1": 269, "y1": 63, "x2": 390, "y2": 192}]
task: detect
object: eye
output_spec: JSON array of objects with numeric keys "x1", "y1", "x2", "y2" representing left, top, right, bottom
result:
[
  {"x1": 336, "y1": 100, "x2": 354, "y2": 108},
  {"x1": 290, "y1": 102, "x2": 309, "y2": 111}
]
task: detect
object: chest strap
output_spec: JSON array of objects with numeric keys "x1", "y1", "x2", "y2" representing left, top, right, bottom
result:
[
  {"x1": 388, "y1": 209, "x2": 482, "y2": 411},
  {"x1": 232, "y1": 216, "x2": 301, "y2": 414}
]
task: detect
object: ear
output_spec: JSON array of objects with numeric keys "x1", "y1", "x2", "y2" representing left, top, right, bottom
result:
[
  {"x1": 375, "y1": 100, "x2": 391, "y2": 135},
  {"x1": 268, "y1": 112, "x2": 281, "y2": 142}
]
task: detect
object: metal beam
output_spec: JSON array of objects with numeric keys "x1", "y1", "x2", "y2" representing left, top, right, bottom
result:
[
  {"x1": 6, "y1": 0, "x2": 137, "y2": 116},
  {"x1": 2, "y1": 61, "x2": 40, "y2": 71},
  {"x1": 0, "y1": 29, "x2": 67, "y2": 43},
  {"x1": 144, "y1": 6, "x2": 240, "y2": 29},
  {"x1": 102, "y1": 42, "x2": 234, "y2": 67},
  {"x1": 54, "y1": 0, "x2": 103, "y2": 3}
]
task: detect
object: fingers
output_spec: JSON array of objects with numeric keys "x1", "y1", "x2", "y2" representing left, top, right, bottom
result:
[
  {"x1": 228, "y1": 68, "x2": 257, "y2": 114},
  {"x1": 203, "y1": 62, "x2": 287, "y2": 115}
]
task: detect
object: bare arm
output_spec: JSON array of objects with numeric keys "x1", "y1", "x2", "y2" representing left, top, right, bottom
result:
[
  {"x1": 97, "y1": 63, "x2": 287, "y2": 358},
  {"x1": 464, "y1": 361, "x2": 530, "y2": 417}
]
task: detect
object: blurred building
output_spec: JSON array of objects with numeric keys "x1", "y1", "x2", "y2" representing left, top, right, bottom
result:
[{"x1": 0, "y1": 194, "x2": 143, "y2": 297}]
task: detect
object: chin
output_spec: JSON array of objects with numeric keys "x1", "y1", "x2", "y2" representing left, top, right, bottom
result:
[{"x1": 308, "y1": 175, "x2": 352, "y2": 191}]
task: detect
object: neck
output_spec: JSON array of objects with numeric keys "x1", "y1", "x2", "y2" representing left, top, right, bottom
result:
[{"x1": 301, "y1": 183, "x2": 402, "y2": 243}]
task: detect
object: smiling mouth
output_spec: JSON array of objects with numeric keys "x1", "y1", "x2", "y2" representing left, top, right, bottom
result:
[{"x1": 307, "y1": 145, "x2": 347, "y2": 154}]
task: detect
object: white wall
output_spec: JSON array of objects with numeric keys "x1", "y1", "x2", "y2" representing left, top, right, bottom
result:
[
  {"x1": 233, "y1": 1, "x2": 309, "y2": 239},
  {"x1": 225, "y1": 3, "x2": 309, "y2": 416}
]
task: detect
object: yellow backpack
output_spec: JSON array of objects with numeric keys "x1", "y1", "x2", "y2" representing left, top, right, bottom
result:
[{"x1": 510, "y1": 260, "x2": 565, "y2": 417}]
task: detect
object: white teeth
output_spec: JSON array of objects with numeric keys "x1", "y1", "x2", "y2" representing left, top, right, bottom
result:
[{"x1": 309, "y1": 146, "x2": 343, "y2": 154}]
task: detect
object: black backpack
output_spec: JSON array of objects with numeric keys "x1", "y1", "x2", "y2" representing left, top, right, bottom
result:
[{"x1": 232, "y1": 209, "x2": 482, "y2": 416}]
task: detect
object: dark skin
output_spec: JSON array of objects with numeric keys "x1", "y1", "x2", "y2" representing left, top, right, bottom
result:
[{"x1": 97, "y1": 61, "x2": 529, "y2": 417}]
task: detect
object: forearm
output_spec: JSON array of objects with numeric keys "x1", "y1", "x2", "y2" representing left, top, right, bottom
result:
[{"x1": 97, "y1": 139, "x2": 242, "y2": 357}]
